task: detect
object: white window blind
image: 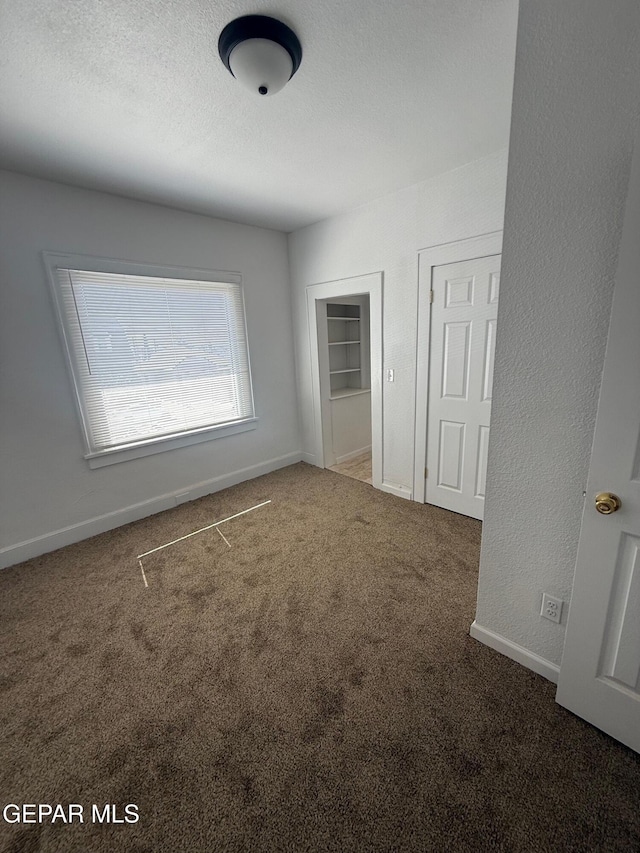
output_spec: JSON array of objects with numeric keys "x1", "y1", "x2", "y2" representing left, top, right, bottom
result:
[{"x1": 54, "y1": 267, "x2": 255, "y2": 456}]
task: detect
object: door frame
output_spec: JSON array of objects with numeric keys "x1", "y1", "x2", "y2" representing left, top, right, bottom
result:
[
  {"x1": 413, "y1": 231, "x2": 503, "y2": 503},
  {"x1": 306, "y1": 272, "x2": 383, "y2": 490}
]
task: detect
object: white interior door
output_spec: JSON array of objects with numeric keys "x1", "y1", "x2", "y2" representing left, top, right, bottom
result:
[
  {"x1": 426, "y1": 255, "x2": 501, "y2": 520},
  {"x1": 556, "y1": 138, "x2": 640, "y2": 754}
]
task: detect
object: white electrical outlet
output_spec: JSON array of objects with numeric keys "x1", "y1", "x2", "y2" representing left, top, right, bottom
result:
[{"x1": 541, "y1": 593, "x2": 563, "y2": 624}]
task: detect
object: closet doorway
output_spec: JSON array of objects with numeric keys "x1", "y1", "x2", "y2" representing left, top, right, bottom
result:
[
  {"x1": 322, "y1": 295, "x2": 372, "y2": 483},
  {"x1": 306, "y1": 273, "x2": 383, "y2": 490}
]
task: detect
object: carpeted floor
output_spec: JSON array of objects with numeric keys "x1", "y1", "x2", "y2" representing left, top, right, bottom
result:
[{"x1": 1, "y1": 462, "x2": 638, "y2": 853}]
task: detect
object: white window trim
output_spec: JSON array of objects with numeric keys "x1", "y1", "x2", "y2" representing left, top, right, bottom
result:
[
  {"x1": 84, "y1": 418, "x2": 258, "y2": 468},
  {"x1": 43, "y1": 251, "x2": 258, "y2": 467}
]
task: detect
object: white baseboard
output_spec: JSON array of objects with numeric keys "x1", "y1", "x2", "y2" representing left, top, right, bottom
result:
[
  {"x1": 469, "y1": 621, "x2": 560, "y2": 684},
  {"x1": 300, "y1": 452, "x2": 317, "y2": 466},
  {"x1": 0, "y1": 452, "x2": 302, "y2": 570},
  {"x1": 334, "y1": 445, "x2": 372, "y2": 465},
  {"x1": 379, "y1": 481, "x2": 413, "y2": 501}
]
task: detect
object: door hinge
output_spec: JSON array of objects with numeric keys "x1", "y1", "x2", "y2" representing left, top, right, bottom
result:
[
  {"x1": 429, "y1": 290, "x2": 434, "y2": 303},
  {"x1": 424, "y1": 467, "x2": 428, "y2": 479}
]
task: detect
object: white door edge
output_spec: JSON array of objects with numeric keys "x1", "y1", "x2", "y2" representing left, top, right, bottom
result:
[
  {"x1": 555, "y1": 131, "x2": 640, "y2": 754},
  {"x1": 414, "y1": 231, "x2": 503, "y2": 503}
]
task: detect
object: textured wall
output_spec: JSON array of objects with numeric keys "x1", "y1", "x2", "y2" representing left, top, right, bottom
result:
[
  {"x1": 288, "y1": 150, "x2": 509, "y2": 493},
  {"x1": 330, "y1": 394, "x2": 372, "y2": 462},
  {"x1": 475, "y1": 0, "x2": 640, "y2": 666},
  {"x1": 0, "y1": 171, "x2": 299, "y2": 556}
]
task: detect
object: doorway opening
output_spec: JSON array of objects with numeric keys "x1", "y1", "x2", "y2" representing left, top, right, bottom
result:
[
  {"x1": 321, "y1": 295, "x2": 372, "y2": 485},
  {"x1": 306, "y1": 272, "x2": 383, "y2": 490}
]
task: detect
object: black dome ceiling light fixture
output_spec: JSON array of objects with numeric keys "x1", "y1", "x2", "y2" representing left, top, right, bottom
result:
[{"x1": 218, "y1": 15, "x2": 302, "y2": 97}]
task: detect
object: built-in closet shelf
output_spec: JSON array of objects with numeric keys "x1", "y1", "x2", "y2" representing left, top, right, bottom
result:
[
  {"x1": 326, "y1": 301, "x2": 368, "y2": 396},
  {"x1": 322, "y1": 298, "x2": 371, "y2": 463},
  {"x1": 329, "y1": 387, "x2": 371, "y2": 400}
]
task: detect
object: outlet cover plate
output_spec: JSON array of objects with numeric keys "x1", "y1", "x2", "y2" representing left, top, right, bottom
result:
[{"x1": 541, "y1": 593, "x2": 563, "y2": 624}]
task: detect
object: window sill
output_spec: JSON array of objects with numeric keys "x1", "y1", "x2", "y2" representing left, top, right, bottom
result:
[{"x1": 85, "y1": 418, "x2": 258, "y2": 468}]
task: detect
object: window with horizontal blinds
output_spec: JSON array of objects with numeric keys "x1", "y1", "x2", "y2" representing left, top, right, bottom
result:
[{"x1": 53, "y1": 267, "x2": 255, "y2": 456}]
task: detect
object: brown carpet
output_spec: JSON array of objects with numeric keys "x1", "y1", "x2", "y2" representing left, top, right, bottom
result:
[{"x1": 1, "y1": 462, "x2": 638, "y2": 853}]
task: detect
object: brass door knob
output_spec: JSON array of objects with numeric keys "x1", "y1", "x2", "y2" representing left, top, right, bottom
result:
[{"x1": 595, "y1": 492, "x2": 621, "y2": 514}]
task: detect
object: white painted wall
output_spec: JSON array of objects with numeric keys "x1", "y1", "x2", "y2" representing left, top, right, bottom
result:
[
  {"x1": 288, "y1": 150, "x2": 510, "y2": 494},
  {"x1": 475, "y1": 0, "x2": 640, "y2": 670},
  {"x1": 0, "y1": 171, "x2": 300, "y2": 566},
  {"x1": 331, "y1": 394, "x2": 372, "y2": 463}
]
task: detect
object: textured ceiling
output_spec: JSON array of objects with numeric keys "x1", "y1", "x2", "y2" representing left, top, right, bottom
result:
[{"x1": 0, "y1": 0, "x2": 518, "y2": 231}]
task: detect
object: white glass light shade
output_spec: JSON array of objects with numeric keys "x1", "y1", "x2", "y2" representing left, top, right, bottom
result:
[{"x1": 228, "y1": 38, "x2": 293, "y2": 96}]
